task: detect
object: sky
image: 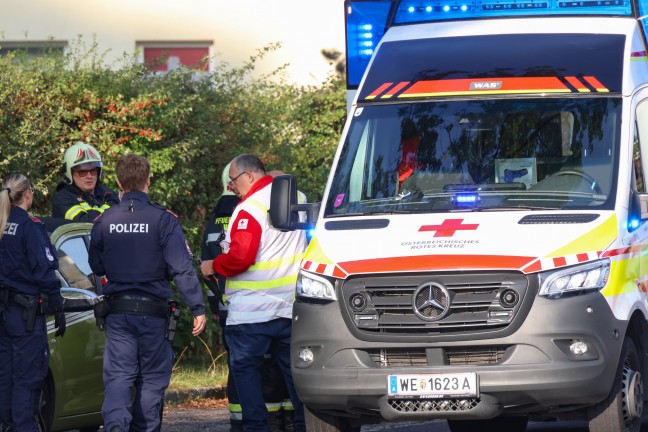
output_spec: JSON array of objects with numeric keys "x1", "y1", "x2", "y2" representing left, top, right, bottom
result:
[{"x1": 2, "y1": 0, "x2": 347, "y2": 85}]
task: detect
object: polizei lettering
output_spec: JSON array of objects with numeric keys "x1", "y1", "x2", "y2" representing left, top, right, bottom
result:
[{"x1": 109, "y1": 223, "x2": 149, "y2": 233}]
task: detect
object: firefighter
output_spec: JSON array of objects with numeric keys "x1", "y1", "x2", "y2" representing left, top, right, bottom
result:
[
  {"x1": 0, "y1": 173, "x2": 66, "y2": 432},
  {"x1": 51, "y1": 141, "x2": 119, "y2": 222}
]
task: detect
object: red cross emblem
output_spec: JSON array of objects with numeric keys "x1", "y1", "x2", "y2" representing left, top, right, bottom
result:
[{"x1": 419, "y1": 218, "x2": 479, "y2": 237}]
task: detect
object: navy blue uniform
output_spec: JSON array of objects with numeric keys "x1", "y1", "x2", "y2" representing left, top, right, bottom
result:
[
  {"x1": 89, "y1": 191, "x2": 205, "y2": 432},
  {"x1": 0, "y1": 207, "x2": 61, "y2": 432}
]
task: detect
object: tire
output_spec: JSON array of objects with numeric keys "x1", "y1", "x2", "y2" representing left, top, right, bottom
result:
[
  {"x1": 447, "y1": 415, "x2": 528, "y2": 432},
  {"x1": 588, "y1": 338, "x2": 643, "y2": 432},
  {"x1": 37, "y1": 377, "x2": 54, "y2": 432},
  {"x1": 304, "y1": 405, "x2": 361, "y2": 432}
]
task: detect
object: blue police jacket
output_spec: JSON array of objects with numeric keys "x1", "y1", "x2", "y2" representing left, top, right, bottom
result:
[
  {"x1": 0, "y1": 207, "x2": 61, "y2": 305},
  {"x1": 89, "y1": 191, "x2": 205, "y2": 317}
]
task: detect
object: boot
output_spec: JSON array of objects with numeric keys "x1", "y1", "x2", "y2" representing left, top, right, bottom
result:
[
  {"x1": 230, "y1": 419, "x2": 243, "y2": 432},
  {"x1": 282, "y1": 409, "x2": 295, "y2": 432},
  {"x1": 267, "y1": 410, "x2": 283, "y2": 432}
]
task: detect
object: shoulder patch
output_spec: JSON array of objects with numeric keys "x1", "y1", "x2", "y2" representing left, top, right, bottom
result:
[
  {"x1": 93, "y1": 213, "x2": 104, "y2": 223},
  {"x1": 29, "y1": 216, "x2": 43, "y2": 224},
  {"x1": 150, "y1": 201, "x2": 179, "y2": 219}
]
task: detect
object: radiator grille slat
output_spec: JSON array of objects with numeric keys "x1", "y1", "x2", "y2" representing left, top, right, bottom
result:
[{"x1": 367, "y1": 346, "x2": 508, "y2": 367}]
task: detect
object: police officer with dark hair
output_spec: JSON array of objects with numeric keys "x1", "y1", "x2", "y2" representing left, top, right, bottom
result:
[
  {"x1": 89, "y1": 154, "x2": 206, "y2": 432},
  {"x1": 0, "y1": 173, "x2": 66, "y2": 432}
]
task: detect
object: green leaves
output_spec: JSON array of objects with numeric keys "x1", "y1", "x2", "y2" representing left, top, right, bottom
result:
[{"x1": 1, "y1": 40, "x2": 347, "y2": 358}]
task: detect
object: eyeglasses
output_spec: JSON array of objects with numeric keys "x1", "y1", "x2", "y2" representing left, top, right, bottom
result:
[
  {"x1": 228, "y1": 171, "x2": 248, "y2": 188},
  {"x1": 74, "y1": 168, "x2": 98, "y2": 178}
]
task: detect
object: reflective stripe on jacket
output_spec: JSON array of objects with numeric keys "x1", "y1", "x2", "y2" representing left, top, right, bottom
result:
[{"x1": 224, "y1": 183, "x2": 307, "y2": 325}]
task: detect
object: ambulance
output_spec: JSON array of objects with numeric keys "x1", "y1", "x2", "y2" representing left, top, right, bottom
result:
[{"x1": 269, "y1": 0, "x2": 648, "y2": 430}]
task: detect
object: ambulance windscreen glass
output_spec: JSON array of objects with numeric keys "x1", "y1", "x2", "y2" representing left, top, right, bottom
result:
[{"x1": 325, "y1": 97, "x2": 620, "y2": 216}]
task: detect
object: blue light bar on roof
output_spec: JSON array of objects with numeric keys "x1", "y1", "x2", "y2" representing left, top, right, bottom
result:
[{"x1": 394, "y1": 0, "x2": 631, "y2": 22}]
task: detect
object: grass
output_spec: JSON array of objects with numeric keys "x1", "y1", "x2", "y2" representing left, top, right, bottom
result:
[
  {"x1": 169, "y1": 362, "x2": 228, "y2": 390},
  {"x1": 169, "y1": 344, "x2": 229, "y2": 390}
]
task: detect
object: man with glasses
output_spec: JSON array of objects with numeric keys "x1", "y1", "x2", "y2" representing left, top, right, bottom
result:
[
  {"x1": 200, "y1": 154, "x2": 307, "y2": 432},
  {"x1": 52, "y1": 141, "x2": 120, "y2": 222}
]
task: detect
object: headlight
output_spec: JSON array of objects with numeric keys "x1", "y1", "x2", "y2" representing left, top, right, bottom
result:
[
  {"x1": 538, "y1": 259, "x2": 610, "y2": 299},
  {"x1": 296, "y1": 270, "x2": 337, "y2": 301}
]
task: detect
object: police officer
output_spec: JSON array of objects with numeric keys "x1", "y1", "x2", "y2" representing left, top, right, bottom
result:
[
  {"x1": 52, "y1": 141, "x2": 119, "y2": 222},
  {"x1": 202, "y1": 162, "x2": 244, "y2": 431},
  {"x1": 0, "y1": 173, "x2": 66, "y2": 432},
  {"x1": 88, "y1": 154, "x2": 206, "y2": 432}
]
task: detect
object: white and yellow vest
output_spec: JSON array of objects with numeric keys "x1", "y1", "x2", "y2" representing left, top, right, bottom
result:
[{"x1": 223, "y1": 183, "x2": 307, "y2": 325}]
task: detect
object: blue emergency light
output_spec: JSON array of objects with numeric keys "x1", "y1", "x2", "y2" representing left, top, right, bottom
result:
[
  {"x1": 452, "y1": 192, "x2": 480, "y2": 206},
  {"x1": 395, "y1": 0, "x2": 630, "y2": 22}
]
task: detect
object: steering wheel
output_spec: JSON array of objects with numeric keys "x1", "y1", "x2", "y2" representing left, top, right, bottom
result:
[{"x1": 553, "y1": 169, "x2": 603, "y2": 194}]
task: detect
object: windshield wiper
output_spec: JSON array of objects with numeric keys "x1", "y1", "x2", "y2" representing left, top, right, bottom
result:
[{"x1": 456, "y1": 205, "x2": 562, "y2": 212}]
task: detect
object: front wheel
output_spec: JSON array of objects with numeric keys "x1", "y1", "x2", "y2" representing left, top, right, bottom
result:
[
  {"x1": 447, "y1": 415, "x2": 528, "y2": 432},
  {"x1": 588, "y1": 338, "x2": 643, "y2": 432},
  {"x1": 304, "y1": 405, "x2": 361, "y2": 432}
]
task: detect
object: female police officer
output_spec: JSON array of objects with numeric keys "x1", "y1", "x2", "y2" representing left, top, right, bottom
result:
[{"x1": 0, "y1": 173, "x2": 66, "y2": 432}]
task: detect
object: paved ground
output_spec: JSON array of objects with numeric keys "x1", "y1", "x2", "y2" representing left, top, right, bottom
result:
[
  {"x1": 161, "y1": 403, "x2": 230, "y2": 432},
  {"x1": 71, "y1": 388, "x2": 648, "y2": 432}
]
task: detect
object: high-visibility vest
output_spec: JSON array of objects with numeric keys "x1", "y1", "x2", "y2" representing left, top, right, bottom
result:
[{"x1": 224, "y1": 183, "x2": 307, "y2": 325}]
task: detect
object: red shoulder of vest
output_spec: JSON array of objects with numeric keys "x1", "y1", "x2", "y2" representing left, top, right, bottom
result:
[
  {"x1": 165, "y1": 209, "x2": 179, "y2": 219},
  {"x1": 93, "y1": 213, "x2": 104, "y2": 223},
  {"x1": 29, "y1": 216, "x2": 42, "y2": 223}
]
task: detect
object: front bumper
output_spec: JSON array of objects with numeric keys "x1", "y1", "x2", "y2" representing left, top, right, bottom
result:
[{"x1": 291, "y1": 291, "x2": 624, "y2": 421}]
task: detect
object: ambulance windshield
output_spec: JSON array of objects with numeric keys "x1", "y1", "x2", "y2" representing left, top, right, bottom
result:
[{"x1": 324, "y1": 97, "x2": 620, "y2": 217}]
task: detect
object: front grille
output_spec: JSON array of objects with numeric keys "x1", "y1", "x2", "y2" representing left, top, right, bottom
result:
[
  {"x1": 447, "y1": 346, "x2": 507, "y2": 365},
  {"x1": 343, "y1": 272, "x2": 528, "y2": 335},
  {"x1": 388, "y1": 398, "x2": 480, "y2": 412},
  {"x1": 367, "y1": 349, "x2": 428, "y2": 367},
  {"x1": 367, "y1": 346, "x2": 508, "y2": 367}
]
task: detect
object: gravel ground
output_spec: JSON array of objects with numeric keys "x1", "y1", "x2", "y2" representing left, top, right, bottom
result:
[{"x1": 161, "y1": 401, "x2": 230, "y2": 432}]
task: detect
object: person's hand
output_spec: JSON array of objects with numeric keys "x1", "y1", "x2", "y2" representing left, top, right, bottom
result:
[
  {"x1": 200, "y1": 260, "x2": 215, "y2": 278},
  {"x1": 192, "y1": 314, "x2": 207, "y2": 336},
  {"x1": 54, "y1": 311, "x2": 67, "y2": 337}
]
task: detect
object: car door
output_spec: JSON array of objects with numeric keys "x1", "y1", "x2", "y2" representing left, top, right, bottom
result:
[{"x1": 46, "y1": 223, "x2": 105, "y2": 421}]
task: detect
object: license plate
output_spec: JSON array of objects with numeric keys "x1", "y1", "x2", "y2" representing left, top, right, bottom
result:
[{"x1": 387, "y1": 373, "x2": 478, "y2": 399}]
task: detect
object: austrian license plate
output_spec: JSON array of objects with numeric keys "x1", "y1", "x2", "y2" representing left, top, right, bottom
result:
[{"x1": 387, "y1": 373, "x2": 479, "y2": 399}]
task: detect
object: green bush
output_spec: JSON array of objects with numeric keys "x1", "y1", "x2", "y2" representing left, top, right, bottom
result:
[{"x1": 0, "y1": 39, "x2": 346, "y2": 359}]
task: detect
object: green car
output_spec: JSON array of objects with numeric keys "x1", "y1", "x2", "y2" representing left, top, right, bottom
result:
[{"x1": 38, "y1": 221, "x2": 105, "y2": 432}]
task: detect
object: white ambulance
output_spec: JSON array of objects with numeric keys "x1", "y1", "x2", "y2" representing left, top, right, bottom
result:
[{"x1": 270, "y1": 0, "x2": 648, "y2": 431}]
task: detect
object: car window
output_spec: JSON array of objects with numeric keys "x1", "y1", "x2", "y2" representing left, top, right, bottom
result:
[{"x1": 57, "y1": 236, "x2": 96, "y2": 292}]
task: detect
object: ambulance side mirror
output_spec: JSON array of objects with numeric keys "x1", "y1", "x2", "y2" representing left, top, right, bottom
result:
[{"x1": 269, "y1": 174, "x2": 318, "y2": 232}]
